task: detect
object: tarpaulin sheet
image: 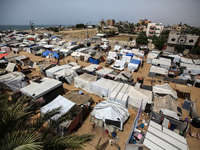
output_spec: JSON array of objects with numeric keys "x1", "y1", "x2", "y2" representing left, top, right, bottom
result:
[
  {"x1": 89, "y1": 57, "x2": 99, "y2": 64},
  {"x1": 130, "y1": 59, "x2": 140, "y2": 64},
  {"x1": 126, "y1": 53, "x2": 135, "y2": 58},
  {"x1": 42, "y1": 50, "x2": 53, "y2": 56},
  {"x1": 0, "y1": 53, "x2": 9, "y2": 59},
  {"x1": 52, "y1": 52, "x2": 59, "y2": 58}
]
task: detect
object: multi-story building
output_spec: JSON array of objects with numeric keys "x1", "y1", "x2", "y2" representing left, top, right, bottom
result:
[
  {"x1": 172, "y1": 23, "x2": 187, "y2": 31},
  {"x1": 167, "y1": 30, "x2": 199, "y2": 50},
  {"x1": 146, "y1": 23, "x2": 164, "y2": 37},
  {"x1": 106, "y1": 19, "x2": 115, "y2": 26},
  {"x1": 139, "y1": 19, "x2": 151, "y2": 25}
]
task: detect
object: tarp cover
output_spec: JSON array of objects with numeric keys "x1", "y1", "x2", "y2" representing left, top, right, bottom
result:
[
  {"x1": 89, "y1": 57, "x2": 99, "y2": 64},
  {"x1": 42, "y1": 50, "x2": 53, "y2": 57},
  {"x1": 40, "y1": 95, "x2": 75, "y2": 120},
  {"x1": 91, "y1": 100, "x2": 129, "y2": 130},
  {"x1": 153, "y1": 83, "x2": 177, "y2": 99}
]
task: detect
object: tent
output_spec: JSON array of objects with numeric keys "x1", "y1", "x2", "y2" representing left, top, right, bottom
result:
[
  {"x1": 114, "y1": 71, "x2": 132, "y2": 82},
  {"x1": 111, "y1": 60, "x2": 126, "y2": 71},
  {"x1": 59, "y1": 49, "x2": 71, "y2": 57},
  {"x1": 121, "y1": 55, "x2": 132, "y2": 63},
  {"x1": 52, "y1": 52, "x2": 59, "y2": 58},
  {"x1": 91, "y1": 100, "x2": 129, "y2": 131},
  {"x1": 127, "y1": 59, "x2": 140, "y2": 72},
  {"x1": 194, "y1": 59, "x2": 200, "y2": 65},
  {"x1": 89, "y1": 57, "x2": 100, "y2": 64},
  {"x1": 42, "y1": 50, "x2": 53, "y2": 57},
  {"x1": 83, "y1": 64, "x2": 99, "y2": 73},
  {"x1": 153, "y1": 83, "x2": 177, "y2": 99},
  {"x1": 108, "y1": 51, "x2": 117, "y2": 60},
  {"x1": 152, "y1": 58, "x2": 171, "y2": 69},
  {"x1": 0, "y1": 53, "x2": 9, "y2": 59},
  {"x1": 113, "y1": 45, "x2": 121, "y2": 51},
  {"x1": 20, "y1": 77, "x2": 64, "y2": 102},
  {"x1": 40, "y1": 95, "x2": 75, "y2": 120},
  {"x1": 149, "y1": 65, "x2": 168, "y2": 76},
  {"x1": 127, "y1": 86, "x2": 153, "y2": 110},
  {"x1": 0, "y1": 72, "x2": 27, "y2": 91},
  {"x1": 126, "y1": 53, "x2": 135, "y2": 58},
  {"x1": 95, "y1": 68, "x2": 113, "y2": 76},
  {"x1": 45, "y1": 65, "x2": 64, "y2": 78},
  {"x1": 0, "y1": 46, "x2": 11, "y2": 52},
  {"x1": 74, "y1": 73, "x2": 97, "y2": 93},
  {"x1": 35, "y1": 49, "x2": 46, "y2": 56},
  {"x1": 146, "y1": 51, "x2": 160, "y2": 64},
  {"x1": 53, "y1": 68, "x2": 78, "y2": 85},
  {"x1": 5, "y1": 63, "x2": 18, "y2": 72},
  {"x1": 181, "y1": 57, "x2": 193, "y2": 64}
]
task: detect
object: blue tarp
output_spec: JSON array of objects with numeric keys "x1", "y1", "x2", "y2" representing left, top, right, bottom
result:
[
  {"x1": 89, "y1": 57, "x2": 100, "y2": 64},
  {"x1": 71, "y1": 42, "x2": 77, "y2": 45},
  {"x1": 52, "y1": 52, "x2": 59, "y2": 58},
  {"x1": 42, "y1": 50, "x2": 53, "y2": 56},
  {"x1": 50, "y1": 36, "x2": 57, "y2": 38},
  {"x1": 126, "y1": 53, "x2": 135, "y2": 58},
  {"x1": 130, "y1": 59, "x2": 140, "y2": 65}
]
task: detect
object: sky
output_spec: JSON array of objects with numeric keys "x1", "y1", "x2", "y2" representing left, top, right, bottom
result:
[{"x1": 0, "y1": 0, "x2": 200, "y2": 27}]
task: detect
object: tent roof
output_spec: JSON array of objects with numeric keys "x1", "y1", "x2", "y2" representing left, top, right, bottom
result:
[
  {"x1": 20, "y1": 77, "x2": 62, "y2": 99},
  {"x1": 0, "y1": 53, "x2": 9, "y2": 59},
  {"x1": 83, "y1": 64, "x2": 99, "y2": 72},
  {"x1": 149, "y1": 66, "x2": 168, "y2": 75},
  {"x1": 95, "y1": 68, "x2": 113, "y2": 76},
  {"x1": 40, "y1": 95, "x2": 75, "y2": 120},
  {"x1": 130, "y1": 59, "x2": 140, "y2": 64},
  {"x1": 5, "y1": 63, "x2": 17, "y2": 72}
]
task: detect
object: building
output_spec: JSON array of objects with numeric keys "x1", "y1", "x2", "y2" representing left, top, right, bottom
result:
[
  {"x1": 172, "y1": 23, "x2": 187, "y2": 31},
  {"x1": 98, "y1": 19, "x2": 105, "y2": 31},
  {"x1": 167, "y1": 30, "x2": 199, "y2": 50},
  {"x1": 106, "y1": 19, "x2": 115, "y2": 26},
  {"x1": 146, "y1": 23, "x2": 164, "y2": 37},
  {"x1": 139, "y1": 19, "x2": 151, "y2": 25}
]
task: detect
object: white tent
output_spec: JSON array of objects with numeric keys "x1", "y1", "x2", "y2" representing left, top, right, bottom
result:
[
  {"x1": 146, "y1": 51, "x2": 160, "y2": 64},
  {"x1": 0, "y1": 72, "x2": 27, "y2": 91},
  {"x1": 181, "y1": 57, "x2": 193, "y2": 64},
  {"x1": 149, "y1": 65, "x2": 168, "y2": 75},
  {"x1": 127, "y1": 87, "x2": 153, "y2": 110},
  {"x1": 5, "y1": 63, "x2": 17, "y2": 72},
  {"x1": 83, "y1": 64, "x2": 99, "y2": 72},
  {"x1": 111, "y1": 60, "x2": 126, "y2": 71},
  {"x1": 95, "y1": 68, "x2": 113, "y2": 76},
  {"x1": 91, "y1": 100, "x2": 129, "y2": 130},
  {"x1": 153, "y1": 83, "x2": 177, "y2": 99},
  {"x1": 108, "y1": 51, "x2": 117, "y2": 60},
  {"x1": 40, "y1": 95, "x2": 75, "y2": 120},
  {"x1": 90, "y1": 78, "x2": 108, "y2": 96},
  {"x1": 59, "y1": 49, "x2": 70, "y2": 57},
  {"x1": 121, "y1": 55, "x2": 132, "y2": 63},
  {"x1": 114, "y1": 71, "x2": 132, "y2": 82},
  {"x1": 143, "y1": 121, "x2": 188, "y2": 150},
  {"x1": 45, "y1": 66, "x2": 64, "y2": 78},
  {"x1": 53, "y1": 69, "x2": 78, "y2": 85},
  {"x1": 152, "y1": 58, "x2": 171, "y2": 69},
  {"x1": 194, "y1": 59, "x2": 200, "y2": 65},
  {"x1": 110, "y1": 83, "x2": 124, "y2": 101},
  {"x1": 168, "y1": 54, "x2": 181, "y2": 63},
  {"x1": 20, "y1": 77, "x2": 62, "y2": 99},
  {"x1": 74, "y1": 73, "x2": 97, "y2": 93},
  {"x1": 113, "y1": 45, "x2": 121, "y2": 51}
]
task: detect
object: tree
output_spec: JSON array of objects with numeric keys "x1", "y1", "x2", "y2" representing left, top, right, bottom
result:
[
  {"x1": 191, "y1": 46, "x2": 200, "y2": 55},
  {"x1": 76, "y1": 23, "x2": 85, "y2": 29},
  {"x1": 175, "y1": 45, "x2": 185, "y2": 53},
  {"x1": 136, "y1": 32, "x2": 149, "y2": 45},
  {"x1": 0, "y1": 94, "x2": 93, "y2": 150},
  {"x1": 152, "y1": 30, "x2": 170, "y2": 50}
]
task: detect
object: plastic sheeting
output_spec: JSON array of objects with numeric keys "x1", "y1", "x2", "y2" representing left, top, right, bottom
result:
[
  {"x1": 83, "y1": 64, "x2": 99, "y2": 72},
  {"x1": 153, "y1": 83, "x2": 178, "y2": 99},
  {"x1": 127, "y1": 59, "x2": 140, "y2": 72},
  {"x1": 0, "y1": 72, "x2": 27, "y2": 91},
  {"x1": 40, "y1": 95, "x2": 75, "y2": 120},
  {"x1": 152, "y1": 58, "x2": 171, "y2": 69},
  {"x1": 111, "y1": 60, "x2": 126, "y2": 71},
  {"x1": 5, "y1": 63, "x2": 17, "y2": 72},
  {"x1": 42, "y1": 50, "x2": 53, "y2": 57},
  {"x1": 74, "y1": 73, "x2": 97, "y2": 93},
  {"x1": 95, "y1": 68, "x2": 113, "y2": 76},
  {"x1": 149, "y1": 65, "x2": 168, "y2": 75},
  {"x1": 45, "y1": 66, "x2": 64, "y2": 78},
  {"x1": 121, "y1": 55, "x2": 132, "y2": 63},
  {"x1": 91, "y1": 100, "x2": 129, "y2": 130},
  {"x1": 89, "y1": 57, "x2": 99, "y2": 64}
]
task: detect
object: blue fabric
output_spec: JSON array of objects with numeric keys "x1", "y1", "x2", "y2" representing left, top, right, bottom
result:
[
  {"x1": 50, "y1": 36, "x2": 56, "y2": 38},
  {"x1": 71, "y1": 42, "x2": 77, "y2": 45},
  {"x1": 42, "y1": 50, "x2": 53, "y2": 56},
  {"x1": 130, "y1": 59, "x2": 140, "y2": 64},
  {"x1": 52, "y1": 52, "x2": 59, "y2": 58},
  {"x1": 89, "y1": 57, "x2": 99, "y2": 64},
  {"x1": 126, "y1": 53, "x2": 135, "y2": 58}
]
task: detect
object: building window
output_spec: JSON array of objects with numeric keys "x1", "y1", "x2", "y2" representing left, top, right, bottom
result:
[
  {"x1": 177, "y1": 33, "x2": 180, "y2": 35},
  {"x1": 171, "y1": 38, "x2": 176, "y2": 42},
  {"x1": 189, "y1": 39, "x2": 194, "y2": 43}
]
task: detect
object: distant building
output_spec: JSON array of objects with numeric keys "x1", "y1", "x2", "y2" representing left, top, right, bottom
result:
[
  {"x1": 106, "y1": 19, "x2": 115, "y2": 26},
  {"x1": 164, "y1": 25, "x2": 171, "y2": 31},
  {"x1": 172, "y1": 23, "x2": 187, "y2": 31},
  {"x1": 146, "y1": 23, "x2": 164, "y2": 37},
  {"x1": 116, "y1": 21, "x2": 122, "y2": 26},
  {"x1": 98, "y1": 19, "x2": 105, "y2": 31},
  {"x1": 167, "y1": 30, "x2": 199, "y2": 50},
  {"x1": 139, "y1": 19, "x2": 151, "y2": 25},
  {"x1": 122, "y1": 21, "x2": 130, "y2": 26}
]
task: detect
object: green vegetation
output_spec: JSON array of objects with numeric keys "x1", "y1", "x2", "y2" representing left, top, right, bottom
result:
[
  {"x1": 175, "y1": 45, "x2": 186, "y2": 53},
  {"x1": 115, "y1": 23, "x2": 135, "y2": 34},
  {"x1": 136, "y1": 32, "x2": 148, "y2": 45},
  {"x1": 191, "y1": 46, "x2": 200, "y2": 55},
  {"x1": 152, "y1": 30, "x2": 170, "y2": 50},
  {"x1": 0, "y1": 94, "x2": 93, "y2": 150},
  {"x1": 184, "y1": 24, "x2": 200, "y2": 36},
  {"x1": 76, "y1": 23, "x2": 86, "y2": 29}
]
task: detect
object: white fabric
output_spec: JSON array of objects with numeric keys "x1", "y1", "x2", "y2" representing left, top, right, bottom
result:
[
  {"x1": 59, "y1": 49, "x2": 70, "y2": 57},
  {"x1": 108, "y1": 51, "x2": 117, "y2": 59},
  {"x1": 121, "y1": 55, "x2": 132, "y2": 63},
  {"x1": 152, "y1": 58, "x2": 171, "y2": 69},
  {"x1": 5, "y1": 63, "x2": 16, "y2": 72},
  {"x1": 95, "y1": 68, "x2": 113, "y2": 76},
  {"x1": 83, "y1": 64, "x2": 99, "y2": 72},
  {"x1": 153, "y1": 83, "x2": 177, "y2": 99},
  {"x1": 111, "y1": 60, "x2": 126, "y2": 71},
  {"x1": 45, "y1": 66, "x2": 64, "y2": 78},
  {"x1": 127, "y1": 87, "x2": 153, "y2": 110},
  {"x1": 181, "y1": 57, "x2": 193, "y2": 64},
  {"x1": 194, "y1": 59, "x2": 200, "y2": 65},
  {"x1": 149, "y1": 65, "x2": 168, "y2": 75},
  {"x1": 40, "y1": 95, "x2": 75, "y2": 120},
  {"x1": 74, "y1": 73, "x2": 97, "y2": 93},
  {"x1": 114, "y1": 83, "x2": 130, "y2": 106},
  {"x1": 160, "y1": 109, "x2": 179, "y2": 120},
  {"x1": 91, "y1": 100, "x2": 129, "y2": 130},
  {"x1": 20, "y1": 77, "x2": 62, "y2": 99},
  {"x1": 127, "y1": 63, "x2": 139, "y2": 73},
  {"x1": 168, "y1": 54, "x2": 181, "y2": 63},
  {"x1": 110, "y1": 83, "x2": 124, "y2": 101},
  {"x1": 113, "y1": 45, "x2": 121, "y2": 51}
]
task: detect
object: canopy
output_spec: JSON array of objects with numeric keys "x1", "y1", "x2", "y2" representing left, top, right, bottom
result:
[
  {"x1": 91, "y1": 100, "x2": 129, "y2": 130},
  {"x1": 52, "y1": 52, "x2": 59, "y2": 58},
  {"x1": 40, "y1": 95, "x2": 75, "y2": 120},
  {"x1": 45, "y1": 66, "x2": 64, "y2": 78},
  {"x1": 126, "y1": 53, "x2": 135, "y2": 58},
  {"x1": 0, "y1": 53, "x2": 9, "y2": 59},
  {"x1": 113, "y1": 45, "x2": 121, "y2": 51},
  {"x1": 95, "y1": 68, "x2": 113, "y2": 76},
  {"x1": 121, "y1": 56, "x2": 132, "y2": 63},
  {"x1": 42, "y1": 50, "x2": 53, "y2": 57}
]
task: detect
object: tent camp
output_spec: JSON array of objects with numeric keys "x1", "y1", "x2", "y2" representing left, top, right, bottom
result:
[
  {"x1": 181, "y1": 57, "x2": 193, "y2": 64},
  {"x1": 113, "y1": 45, "x2": 121, "y2": 51},
  {"x1": 53, "y1": 68, "x2": 78, "y2": 85},
  {"x1": 20, "y1": 77, "x2": 64, "y2": 103},
  {"x1": 42, "y1": 50, "x2": 53, "y2": 58},
  {"x1": 114, "y1": 71, "x2": 132, "y2": 82},
  {"x1": 121, "y1": 55, "x2": 132, "y2": 63},
  {"x1": 45, "y1": 65, "x2": 64, "y2": 78},
  {"x1": 91, "y1": 100, "x2": 129, "y2": 131},
  {"x1": 149, "y1": 65, "x2": 169, "y2": 77},
  {"x1": 0, "y1": 72, "x2": 27, "y2": 91},
  {"x1": 74, "y1": 73, "x2": 97, "y2": 93},
  {"x1": 40, "y1": 95, "x2": 75, "y2": 120},
  {"x1": 146, "y1": 51, "x2": 160, "y2": 64},
  {"x1": 83, "y1": 64, "x2": 99, "y2": 73},
  {"x1": 108, "y1": 51, "x2": 117, "y2": 60},
  {"x1": 127, "y1": 59, "x2": 141, "y2": 72},
  {"x1": 127, "y1": 86, "x2": 153, "y2": 110},
  {"x1": 35, "y1": 49, "x2": 46, "y2": 56},
  {"x1": 153, "y1": 83, "x2": 178, "y2": 99}
]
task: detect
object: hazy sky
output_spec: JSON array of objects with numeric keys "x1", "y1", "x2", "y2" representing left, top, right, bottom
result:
[{"x1": 0, "y1": 0, "x2": 200, "y2": 27}]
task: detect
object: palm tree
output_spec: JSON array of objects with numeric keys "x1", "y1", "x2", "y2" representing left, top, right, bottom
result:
[{"x1": 0, "y1": 94, "x2": 94, "y2": 150}]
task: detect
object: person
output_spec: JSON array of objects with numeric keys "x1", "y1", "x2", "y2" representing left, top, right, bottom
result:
[{"x1": 92, "y1": 123, "x2": 95, "y2": 128}]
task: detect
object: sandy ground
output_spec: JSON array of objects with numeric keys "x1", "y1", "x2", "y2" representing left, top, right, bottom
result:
[{"x1": 16, "y1": 45, "x2": 200, "y2": 150}]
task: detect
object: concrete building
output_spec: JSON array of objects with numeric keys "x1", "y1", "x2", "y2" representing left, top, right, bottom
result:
[
  {"x1": 106, "y1": 19, "x2": 115, "y2": 26},
  {"x1": 172, "y1": 24, "x2": 187, "y2": 31},
  {"x1": 139, "y1": 19, "x2": 151, "y2": 25},
  {"x1": 146, "y1": 23, "x2": 164, "y2": 37},
  {"x1": 167, "y1": 30, "x2": 199, "y2": 50},
  {"x1": 98, "y1": 19, "x2": 105, "y2": 31}
]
